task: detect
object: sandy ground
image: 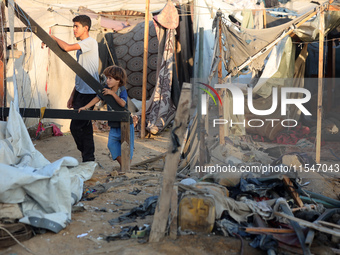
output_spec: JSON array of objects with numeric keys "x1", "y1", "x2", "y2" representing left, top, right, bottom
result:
[{"x1": 0, "y1": 128, "x2": 265, "y2": 255}]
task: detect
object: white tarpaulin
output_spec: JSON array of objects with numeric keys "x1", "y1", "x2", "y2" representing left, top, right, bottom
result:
[
  {"x1": 0, "y1": 103, "x2": 96, "y2": 233},
  {"x1": 15, "y1": 0, "x2": 169, "y2": 14},
  {"x1": 4, "y1": 0, "x2": 171, "y2": 132}
]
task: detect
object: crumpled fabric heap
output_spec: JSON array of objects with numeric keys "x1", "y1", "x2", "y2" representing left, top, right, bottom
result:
[{"x1": 0, "y1": 103, "x2": 96, "y2": 233}]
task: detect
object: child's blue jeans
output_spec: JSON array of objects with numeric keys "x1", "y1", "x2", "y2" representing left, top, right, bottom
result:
[{"x1": 108, "y1": 123, "x2": 134, "y2": 160}]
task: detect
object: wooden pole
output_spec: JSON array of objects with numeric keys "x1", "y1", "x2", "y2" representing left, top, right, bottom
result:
[
  {"x1": 316, "y1": 7, "x2": 325, "y2": 164},
  {"x1": 244, "y1": 227, "x2": 295, "y2": 234},
  {"x1": 120, "y1": 121, "x2": 130, "y2": 173},
  {"x1": 332, "y1": 39, "x2": 336, "y2": 106},
  {"x1": 318, "y1": 220, "x2": 340, "y2": 230},
  {"x1": 282, "y1": 175, "x2": 304, "y2": 207},
  {"x1": 217, "y1": 11, "x2": 225, "y2": 144},
  {"x1": 291, "y1": 205, "x2": 316, "y2": 212},
  {"x1": 149, "y1": 83, "x2": 192, "y2": 242},
  {"x1": 141, "y1": 0, "x2": 150, "y2": 140},
  {"x1": 197, "y1": 27, "x2": 203, "y2": 126},
  {"x1": 169, "y1": 185, "x2": 178, "y2": 240},
  {"x1": 263, "y1": 9, "x2": 267, "y2": 28},
  {"x1": 0, "y1": 2, "x2": 6, "y2": 110},
  {"x1": 326, "y1": 40, "x2": 333, "y2": 112},
  {"x1": 198, "y1": 27, "x2": 205, "y2": 168}
]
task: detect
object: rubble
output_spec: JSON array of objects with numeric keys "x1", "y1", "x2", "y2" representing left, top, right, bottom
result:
[{"x1": 168, "y1": 132, "x2": 340, "y2": 254}]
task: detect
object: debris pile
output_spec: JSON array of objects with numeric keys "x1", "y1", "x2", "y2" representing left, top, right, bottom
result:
[{"x1": 172, "y1": 136, "x2": 340, "y2": 255}]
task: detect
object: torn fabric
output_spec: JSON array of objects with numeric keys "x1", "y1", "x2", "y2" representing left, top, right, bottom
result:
[
  {"x1": 0, "y1": 104, "x2": 96, "y2": 233},
  {"x1": 212, "y1": 7, "x2": 314, "y2": 77},
  {"x1": 295, "y1": 10, "x2": 340, "y2": 42}
]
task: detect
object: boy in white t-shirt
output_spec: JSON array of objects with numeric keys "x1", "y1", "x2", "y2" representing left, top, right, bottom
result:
[{"x1": 42, "y1": 15, "x2": 99, "y2": 162}]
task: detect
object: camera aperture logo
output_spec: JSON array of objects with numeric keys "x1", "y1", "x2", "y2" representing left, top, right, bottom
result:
[
  {"x1": 198, "y1": 82, "x2": 222, "y2": 115},
  {"x1": 200, "y1": 83, "x2": 312, "y2": 129}
]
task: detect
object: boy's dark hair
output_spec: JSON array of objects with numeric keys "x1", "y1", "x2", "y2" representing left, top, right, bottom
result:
[
  {"x1": 72, "y1": 15, "x2": 91, "y2": 30},
  {"x1": 103, "y1": 65, "x2": 127, "y2": 87}
]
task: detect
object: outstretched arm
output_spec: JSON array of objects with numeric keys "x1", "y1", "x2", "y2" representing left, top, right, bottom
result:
[
  {"x1": 78, "y1": 97, "x2": 101, "y2": 112},
  {"x1": 41, "y1": 35, "x2": 81, "y2": 52},
  {"x1": 51, "y1": 35, "x2": 81, "y2": 52}
]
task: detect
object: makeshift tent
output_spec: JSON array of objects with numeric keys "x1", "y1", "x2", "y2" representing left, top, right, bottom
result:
[
  {"x1": 206, "y1": 2, "x2": 339, "y2": 124},
  {"x1": 1, "y1": 0, "x2": 193, "y2": 136},
  {"x1": 183, "y1": 0, "x2": 340, "y2": 170}
]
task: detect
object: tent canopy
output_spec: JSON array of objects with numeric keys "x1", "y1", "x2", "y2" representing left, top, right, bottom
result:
[{"x1": 15, "y1": 0, "x2": 169, "y2": 14}]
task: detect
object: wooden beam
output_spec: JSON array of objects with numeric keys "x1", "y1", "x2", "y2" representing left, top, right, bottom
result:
[
  {"x1": 318, "y1": 220, "x2": 340, "y2": 230},
  {"x1": 120, "y1": 121, "x2": 130, "y2": 173},
  {"x1": 149, "y1": 83, "x2": 191, "y2": 242},
  {"x1": 263, "y1": 9, "x2": 267, "y2": 28},
  {"x1": 198, "y1": 28, "x2": 205, "y2": 167},
  {"x1": 332, "y1": 39, "x2": 336, "y2": 106},
  {"x1": 329, "y1": 5, "x2": 340, "y2": 11},
  {"x1": 0, "y1": 108, "x2": 130, "y2": 121},
  {"x1": 0, "y1": 2, "x2": 6, "y2": 109},
  {"x1": 316, "y1": 7, "x2": 325, "y2": 164},
  {"x1": 222, "y1": 89, "x2": 230, "y2": 138},
  {"x1": 4, "y1": 26, "x2": 37, "y2": 33},
  {"x1": 283, "y1": 175, "x2": 304, "y2": 207},
  {"x1": 243, "y1": 227, "x2": 295, "y2": 234},
  {"x1": 326, "y1": 40, "x2": 333, "y2": 112},
  {"x1": 169, "y1": 186, "x2": 178, "y2": 240},
  {"x1": 181, "y1": 115, "x2": 197, "y2": 158},
  {"x1": 218, "y1": 12, "x2": 225, "y2": 144},
  {"x1": 141, "y1": 0, "x2": 150, "y2": 139},
  {"x1": 292, "y1": 205, "x2": 316, "y2": 212},
  {"x1": 178, "y1": 127, "x2": 198, "y2": 172},
  {"x1": 199, "y1": 122, "x2": 205, "y2": 177}
]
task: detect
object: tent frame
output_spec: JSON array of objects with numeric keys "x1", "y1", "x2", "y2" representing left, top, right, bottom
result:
[
  {"x1": 2, "y1": 1, "x2": 131, "y2": 172},
  {"x1": 215, "y1": 1, "x2": 337, "y2": 163}
]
